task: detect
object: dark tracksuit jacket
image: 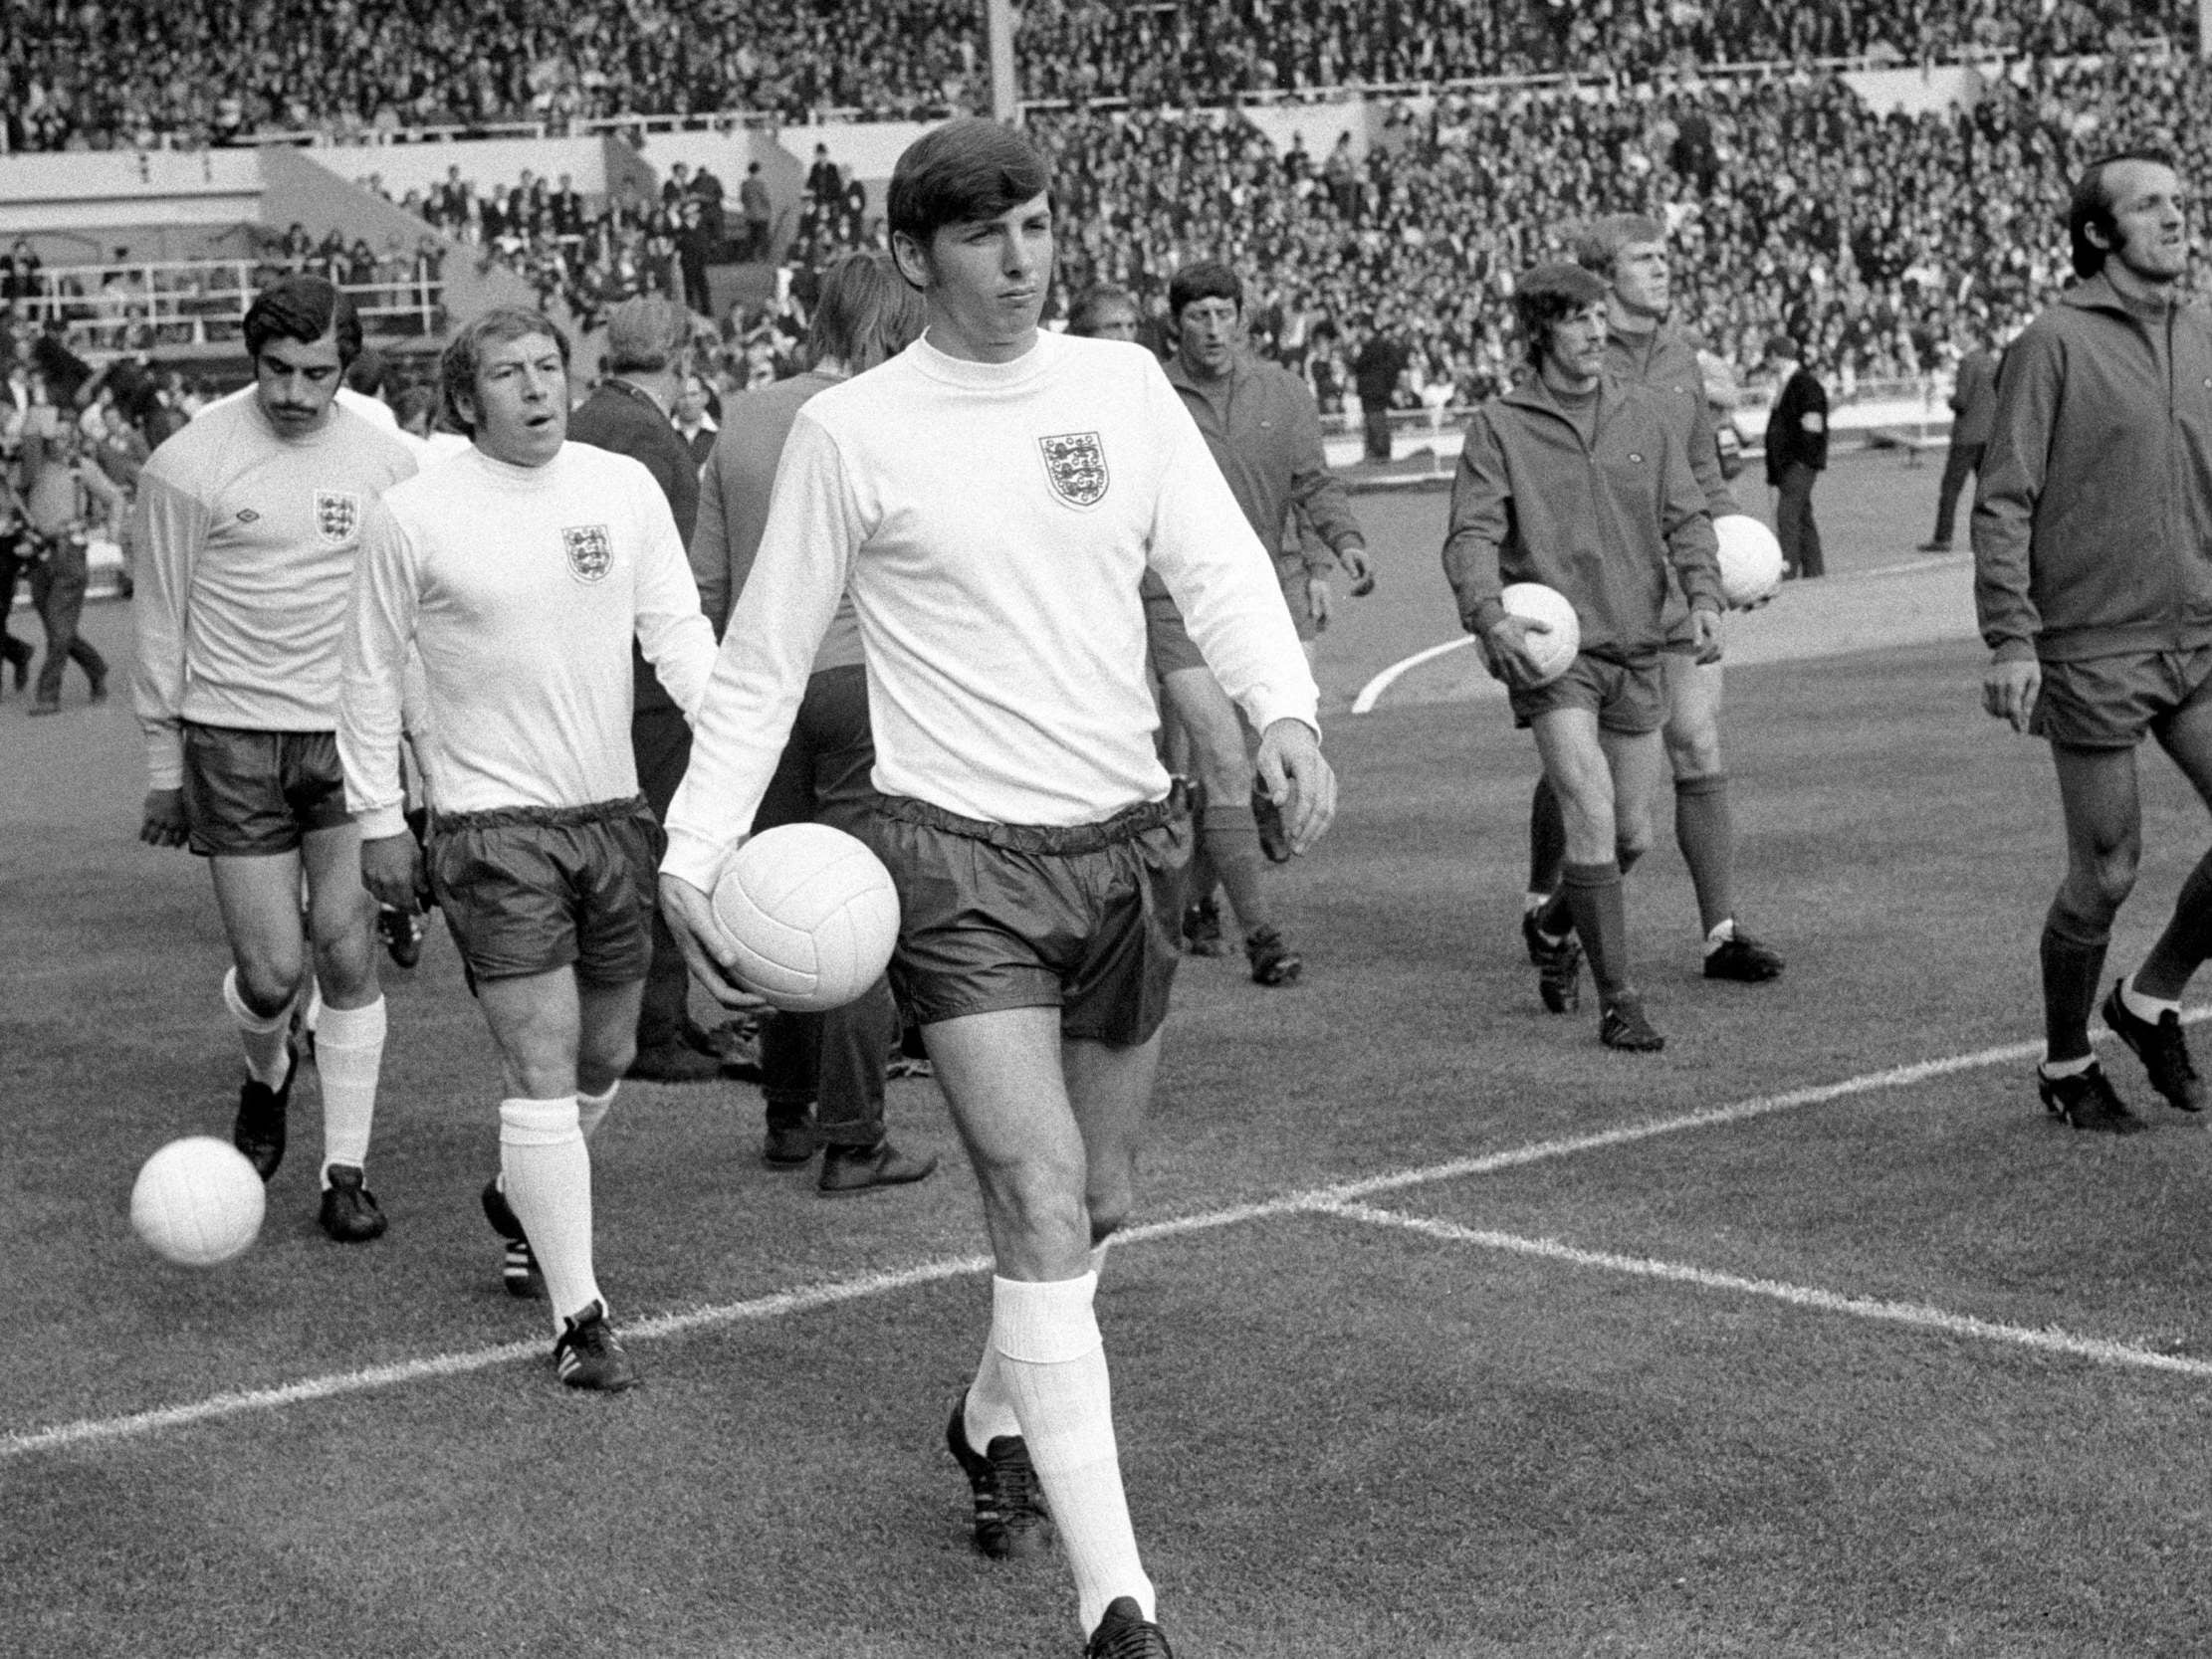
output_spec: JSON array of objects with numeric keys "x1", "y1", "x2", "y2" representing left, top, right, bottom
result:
[
  {"x1": 1972, "y1": 272, "x2": 2212, "y2": 665},
  {"x1": 1441, "y1": 374, "x2": 1722, "y2": 658},
  {"x1": 1152, "y1": 351, "x2": 1365, "y2": 598},
  {"x1": 1607, "y1": 320, "x2": 1741, "y2": 518}
]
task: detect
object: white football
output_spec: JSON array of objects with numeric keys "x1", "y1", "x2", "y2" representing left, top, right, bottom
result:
[
  {"x1": 131, "y1": 1137, "x2": 266, "y2": 1267},
  {"x1": 710, "y1": 824, "x2": 900, "y2": 1012},
  {"x1": 1499, "y1": 581, "x2": 1582, "y2": 686},
  {"x1": 1714, "y1": 514, "x2": 1785, "y2": 607}
]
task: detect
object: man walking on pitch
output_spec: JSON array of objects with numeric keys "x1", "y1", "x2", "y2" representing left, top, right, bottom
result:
[
  {"x1": 690, "y1": 250, "x2": 938, "y2": 1190},
  {"x1": 340, "y1": 309, "x2": 719, "y2": 1384},
  {"x1": 1520, "y1": 215, "x2": 1783, "y2": 1009},
  {"x1": 1763, "y1": 333, "x2": 1828, "y2": 579},
  {"x1": 1975, "y1": 148, "x2": 2212, "y2": 1135},
  {"x1": 134, "y1": 275, "x2": 415, "y2": 1240},
  {"x1": 1443, "y1": 263, "x2": 1723, "y2": 1051},
  {"x1": 1921, "y1": 328, "x2": 2000, "y2": 553},
  {"x1": 659, "y1": 120, "x2": 1333, "y2": 1657},
  {"x1": 1149, "y1": 259, "x2": 1370, "y2": 984}
]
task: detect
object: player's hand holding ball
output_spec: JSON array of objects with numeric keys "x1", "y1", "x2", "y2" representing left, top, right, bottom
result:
[
  {"x1": 665, "y1": 825, "x2": 899, "y2": 1013},
  {"x1": 1480, "y1": 582, "x2": 1580, "y2": 689}
]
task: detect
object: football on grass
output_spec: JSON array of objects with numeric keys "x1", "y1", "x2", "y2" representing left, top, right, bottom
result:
[{"x1": 130, "y1": 1137, "x2": 265, "y2": 1267}]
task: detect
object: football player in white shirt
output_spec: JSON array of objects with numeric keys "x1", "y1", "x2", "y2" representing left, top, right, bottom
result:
[
  {"x1": 340, "y1": 311, "x2": 718, "y2": 1390},
  {"x1": 134, "y1": 275, "x2": 416, "y2": 1242},
  {"x1": 659, "y1": 120, "x2": 1335, "y2": 1659}
]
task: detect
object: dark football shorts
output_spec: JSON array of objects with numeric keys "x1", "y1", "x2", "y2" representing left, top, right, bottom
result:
[
  {"x1": 181, "y1": 723, "x2": 353, "y2": 857},
  {"x1": 1147, "y1": 562, "x2": 1319, "y2": 682},
  {"x1": 1509, "y1": 651, "x2": 1667, "y2": 735},
  {"x1": 860, "y1": 787, "x2": 1194, "y2": 1047},
  {"x1": 427, "y1": 796, "x2": 662, "y2": 985},
  {"x1": 2032, "y1": 645, "x2": 2212, "y2": 751}
]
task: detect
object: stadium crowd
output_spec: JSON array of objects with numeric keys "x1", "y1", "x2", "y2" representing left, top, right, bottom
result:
[{"x1": 0, "y1": 0, "x2": 2194, "y2": 151}]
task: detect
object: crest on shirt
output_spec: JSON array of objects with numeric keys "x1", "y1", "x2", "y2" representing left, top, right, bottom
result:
[
  {"x1": 314, "y1": 492, "x2": 359, "y2": 545},
  {"x1": 561, "y1": 523, "x2": 614, "y2": 583},
  {"x1": 1037, "y1": 432, "x2": 1109, "y2": 510}
]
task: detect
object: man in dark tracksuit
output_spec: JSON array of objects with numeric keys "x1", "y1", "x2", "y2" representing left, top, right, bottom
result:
[
  {"x1": 1151, "y1": 260, "x2": 1372, "y2": 988},
  {"x1": 1763, "y1": 334, "x2": 1828, "y2": 578},
  {"x1": 1922, "y1": 336, "x2": 1999, "y2": 551},
  {"x1": 1975, "y1": 147, "x2": 2212, "y2": 1134},
  {"x1": 1519, "y1": 214, "x2": 1784, "y2": 1005},
  {"x1": 566, "y1": 295, "x2": 718, "y2": 1084},
  {"x1": 1443, "y1": 263, "x2": 1722, "y2": 1052}
]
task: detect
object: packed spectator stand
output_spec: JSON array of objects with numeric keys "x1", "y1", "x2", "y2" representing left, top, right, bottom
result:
[{"x1": 1, "y1": 2, "x2": 2207, "y2": 443}]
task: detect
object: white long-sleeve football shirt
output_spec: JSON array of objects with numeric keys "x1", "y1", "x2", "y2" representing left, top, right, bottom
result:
[
  {"x1": 339, "y1": 442, "x2": 718, "y2": 842},
  {"x1": 662, "y1": 330, "x2": 1319, "y2": 890},
  {"x1": 133, "y1": 394, "x2": 417, "y2": 789}
]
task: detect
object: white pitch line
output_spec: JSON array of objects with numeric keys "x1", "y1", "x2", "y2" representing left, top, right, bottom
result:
[
  {"x1": 7, "y1": 1016, "x2": 2200, "y2": 1460},
  {"x1": 1316, "y1": 1200, "x2": 2212, "y2": 1379},
  {"x1": 1351, "y1": 634, "x2": 1473, "y2": 715}
]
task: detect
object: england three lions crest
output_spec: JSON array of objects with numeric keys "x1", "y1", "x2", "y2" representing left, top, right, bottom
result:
[
  {"x1": 1038, "y1": 432, "x2": 1109, "y2": 510},
  {"x1": 562, "y1": 523, "x2": 614, "y2": 583},
  {"x1": 315, "y1": 492, "x2": 360, "y2": 546}
]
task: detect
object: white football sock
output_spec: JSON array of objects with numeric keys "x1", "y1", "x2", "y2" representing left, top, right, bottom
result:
[
  {"x1": 315, "y1": 996, "x2": 386, "y2": 1186},
  {"x1": 223, "y1": 967, "x2": 295, "y2": 1087},
  {"x1": 969, "y1": 1244, "x2": 1115, "y2": 1452},
  {"x1": 2122, "y1": 974, "x2": 2181, "y2": 1023},
  {"x1": 499, "y1": 1097, "x2": 601, "y2": 1334},
  {"x1": 303, "y1": 975, "x2": 324, "y2": 1034},
  {"x1": 577, "y1": 1082, "x2": 619, "y2": 1141},
  {"x1": 994, "y1": 1272, "x2": 1154, "y2": 1635},
  {"x1": 1703, "y1": 918, "x2": 1738, "y2": 953}
]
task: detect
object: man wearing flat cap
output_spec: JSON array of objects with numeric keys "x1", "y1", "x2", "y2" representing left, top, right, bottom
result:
[
  {"x1": 568, "y1": 296, "x2": 723, "y2": 1082},
  {"x1": 1440, "y1": 262, "x2": 1723, "y2": 1053}
]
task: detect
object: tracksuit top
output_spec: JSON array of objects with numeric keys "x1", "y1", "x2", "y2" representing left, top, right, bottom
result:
[
  {"x1": 1440, "y1": 374, "x2": 1722, "y2": 659},
  {"x1": 1972, "y1": 273, "x2": 2212, "y2": 665},
  {"x1": 1606, "y1": 320, "x2": 1741, "y2": 518},
  {"x1": 133, "y1": 395, "x2": 417, "y2": 791},
  {"x1": 338, "y1": 442, "x2": 719, "y2": 841},
  {"x1": 662, "y1": 330, "x2": 1319, "y2": 891}
]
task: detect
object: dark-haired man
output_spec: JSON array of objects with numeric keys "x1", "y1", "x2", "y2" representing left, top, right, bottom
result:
[
  {"x1": 340, "y1": 309, "x2": 718, "y2": 1385},
  {"x1": 660, "y1": 118, "x2": 1331, "y2": 1659},
  {"x1": 1443, "y1": 263, "x2": 1722, "y2": 1052},
  {"x1": 1763, "y1": 333, "x2": 1827, "y2": 579},
  {"x1": 1518, "y1": 215, "x2": 1782, "y2": 1010},
  {"x1": 134, "y1": 274, "x2": 416, "y2": 1239},
  {"x1": 691, "y1": 251, "x2": 937, "y2": 1191},
  {"x1": 1975, "y1": 149, "x2": 2212, "y2": 1135},
  {"x1": 1150, "y1": 259, "x2": 1369, "y2": 982}
]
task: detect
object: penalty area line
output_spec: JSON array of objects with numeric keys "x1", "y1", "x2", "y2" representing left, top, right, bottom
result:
[
  {"x1": 7, "y1": 1015, "x2": 2198, "y2": 1459},
  {"x1": 1315, "y1": 1199, "x2": 2212, "y2": 1381}
]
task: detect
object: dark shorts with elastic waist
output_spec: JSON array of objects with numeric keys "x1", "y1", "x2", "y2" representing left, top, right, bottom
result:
[
  {"x1": 859, "y1": 786, "x2": 1195, "y2": 1047},
  {"x1": 181, "y1": 723, "x2": 353, "y2": 857},
  {"x1": 1508, "y1": 650, "x2": 1667, "y2": 735},
  {"x1": 427, "y1": 795, "x2": 662, "y2": 985},
  {"x1": 2032, "y1": 645, "x2": 2212, "y2": 751}
]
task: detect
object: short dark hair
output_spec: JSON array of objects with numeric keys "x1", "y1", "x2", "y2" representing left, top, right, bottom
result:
[
  {"x1": 887, "y1": 118, "x2": 1050, "y2": 254},
  {"x1": 1168, "y1": 261, "x2": 1241, "y2": 318},
  {"x1": 440, "y1": 308, "x2": 569, "y2": 437},
  {"x1": 807, "y1": 251, "x2": 927, "y2": 373},
  {"x1": 2069, "y1": 147, "x2": 2179, "y2": 280},
  {"x1": 244, "y1": 274, "x2": 360, "y2": 368},
  {"x1": 1570, "y1": 213, "x2": 1665, "y2": 278},
  {"x1": 1067, "y1": 285, "x2": 1140, "y2": 336}
]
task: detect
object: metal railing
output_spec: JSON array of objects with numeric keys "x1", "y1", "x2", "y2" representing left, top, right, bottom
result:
[{"x1": 3, "y1": 258, "x2": 444, "y2": 346}]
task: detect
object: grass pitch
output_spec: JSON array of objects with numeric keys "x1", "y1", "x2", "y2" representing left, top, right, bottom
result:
[{"x1": 7, "y1": 458, "x2": 2212, "y2": 1656}]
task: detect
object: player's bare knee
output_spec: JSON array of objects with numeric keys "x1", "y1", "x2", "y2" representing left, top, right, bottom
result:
[
  {"x1": 577, "y1": 1029, "x2": 636, "y2": 1095},
  {"x1": 1663, "y1": 723, "x2": 1723, "y2": 778},
  {"x1": 310, "y1": 928, "x2": 378, "y2": 1005},
  {"x1": 232, "y1": 951, "x2": 305, "y2": 1017}
]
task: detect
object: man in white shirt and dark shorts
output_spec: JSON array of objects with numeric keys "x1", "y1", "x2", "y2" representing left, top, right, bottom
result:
[
  {"x1": 339, "y1": 309, "x2": 718, "y2": 1390},
  {"x1": 134, "y1": 274, "x2": 416, "y2": 1242},
  {"x1": 659, "y1": 120, "x2": 1335, "y2": 1658}
]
